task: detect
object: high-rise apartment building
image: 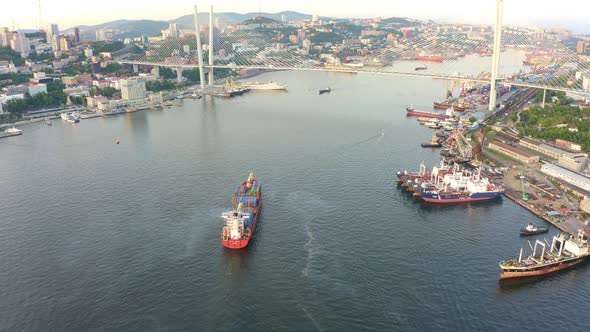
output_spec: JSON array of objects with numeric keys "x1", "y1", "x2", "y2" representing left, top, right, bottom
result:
[
  {"x1": 577, "y1": 41, "x2": 589, "y2": 54},
  {"x1": 121, "y1": 77, "x2": 147, "y2": 100},
  {"x1": 46, "y1": 24, "x2": 58, "y2": 42}
]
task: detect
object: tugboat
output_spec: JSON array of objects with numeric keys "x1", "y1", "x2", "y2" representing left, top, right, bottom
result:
[
  {"x1": 421, "y1": 134, "x2": 442, "y2": 148},
  {"x1": 520, "y1": 223, "x2": 549, "y2": 236},
  {"x1": 221, "y1": 172, "x2": 262, "y2": 249},
  {"x1": 499, "y1": 231, "x2": 590, "y2": 280},
  {"x1": 319, "y1": 87, "x2": 331, "y2": 95}
]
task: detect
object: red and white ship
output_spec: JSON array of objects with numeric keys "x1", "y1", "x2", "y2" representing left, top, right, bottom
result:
[{"x1": 221, "y1": 172, "x2": 262, "y2": 249}]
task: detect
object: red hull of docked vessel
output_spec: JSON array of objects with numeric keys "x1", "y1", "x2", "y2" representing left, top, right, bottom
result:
[
  {"x1": 499, "y1": 258, "x2": 586, "y2": 280},
  {"x1": 433, "y1": 102, "x2": 467, "y2": 112},
  {"x1": 406, "y1": 108, "x2": 446, "y2": 119},
  {"x1": 421, "y1": 196, "x2": 499, "y2": 203}
]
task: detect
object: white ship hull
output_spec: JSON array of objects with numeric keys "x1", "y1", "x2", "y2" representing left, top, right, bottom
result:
[{"x1": 243, "y1": 82, "x2": 287, "y2": 90}]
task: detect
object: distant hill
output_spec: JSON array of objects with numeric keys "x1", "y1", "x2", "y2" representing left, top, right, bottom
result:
[
  {"x1": 241, "y1": 16, "x2": 280, "y2": 25},
  {"x1": 170, "y1": 11, "x2": 315, "y2": 29},
  {"x1": 62, "y1": 11, "x2": 330, "y2": 40},
  {"x1": 63, "y1": 19, "x2": 168, "y2": 39},
  {"x1": 114, "y1": 20, "x2": 169, "y2": 38},
  {"x1": 381, "y1": 17, "x2": 421, "y2": 27}
]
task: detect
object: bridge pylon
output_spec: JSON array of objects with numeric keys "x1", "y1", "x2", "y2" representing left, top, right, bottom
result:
[
  {"x1": 208, "y1": 5, "x2": 214, "y2": 86},
  {"x1": 193, "y1": 5, "x2": 206, "y2": 90},
  {"x1": 489, "y1": 0, "x2": 503, "y2": 112}
]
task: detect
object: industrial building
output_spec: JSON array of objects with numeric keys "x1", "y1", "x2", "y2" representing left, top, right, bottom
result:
[
  {"x1": 519, "y1": 137, "x2": 568, "y2": 159},
  {"x1": 558, "y1": 153, "x2": 588, "y2": 172},
  {"x1": 488, "y1": 140, "x2": 539, "y2": 164},
  {"x1": 541, "y1": 163, "x2": 590, "y2": 193}
]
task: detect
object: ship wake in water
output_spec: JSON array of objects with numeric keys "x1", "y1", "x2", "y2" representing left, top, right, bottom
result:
[{"x1": 285, "y1": 191, "x2": 328, "y2": 278}]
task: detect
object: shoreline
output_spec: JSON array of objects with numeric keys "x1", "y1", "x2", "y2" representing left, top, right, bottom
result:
[{"x1": 503, "y1": 191, "x2": 570, "y2": 233}]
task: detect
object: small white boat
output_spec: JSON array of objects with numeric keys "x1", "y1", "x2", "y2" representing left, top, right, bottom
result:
[
  {"x1": 442, "y1": 123, "x2": 455, "y2": 131},
  {"x1": 60, "y1": 112, "x2": 80, "y2": 123},
  {"x1": 0, "y1": 126, "x2": 23, "y2": 138}
]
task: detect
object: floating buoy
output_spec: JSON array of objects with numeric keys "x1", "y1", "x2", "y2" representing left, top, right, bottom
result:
[{"x1": 115, "y1": 140, "x2": 120, "y2": 144}]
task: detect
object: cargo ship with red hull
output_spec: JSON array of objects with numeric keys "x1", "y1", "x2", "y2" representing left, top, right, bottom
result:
[
  {"x1": 499, "y1": 231, "x2": 589, "y2": 280},
  {"x1": 433, "y1": 102, "x2": 468, "y2": 112},
  {"x1": 221, "y1": 172, "x2": 262, "y2": 249},
  {"x1": 419, "y1": 166, "x2": 503, "y2": 203},
  {"x1": 415, "y1": 54, "x2": 443, "y2": 62},
  {"x1": 405, "y1": 107, "x2": 446, "y2": 120}
]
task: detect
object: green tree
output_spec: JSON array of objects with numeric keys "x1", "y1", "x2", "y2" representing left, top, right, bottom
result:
[
  {"x1": 146, "y1": 80, "x2": 177, "y2": 92},
  {"x1": 70, "y1": 95, "x2": 87, "y2": 105},
  {"x1": 90, "y1": 87, "x2": 118, "y2": 97},
  {"x1": 102, "y1": 63, "x2": 125, "y2": 74},
  {"x1": 159, "y1": 67, "x2": 176, "y2": 80},
  {"x1": 92, "y1": 41, "x2": 125, "y2": 53},
  {"x1": 182, "y1": 68, "x2": 201, "y2": 83}
]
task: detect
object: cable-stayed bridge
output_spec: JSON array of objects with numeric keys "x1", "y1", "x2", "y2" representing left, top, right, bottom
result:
[{"x1": 116, "y1": 1, "x2": 590, "y2": 109}]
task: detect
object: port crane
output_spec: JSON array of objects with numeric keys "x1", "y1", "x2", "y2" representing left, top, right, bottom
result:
[
  {"x1": 472, "y1": 124, "x2": 490, "y2": 161},
  {"x1": 520, "y1": 171, "x2": 529, "y2": 201},
  {"x1": 442, "y1": 129, "x2": 473, "y2": 162}
]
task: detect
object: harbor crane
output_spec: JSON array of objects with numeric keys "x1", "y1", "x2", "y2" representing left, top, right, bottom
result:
[{"x1": 520, "y1": 171, "x2": 529, "y2": 201}]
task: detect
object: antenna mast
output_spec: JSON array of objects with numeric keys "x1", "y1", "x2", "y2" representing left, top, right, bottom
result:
[{"x1": 38, "y1": 0, "x2": 43, "y2": 31}]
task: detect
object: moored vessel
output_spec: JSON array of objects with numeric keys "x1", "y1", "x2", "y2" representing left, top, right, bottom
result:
[
  {"x1": 243, "y1": 81, "x2": 287, "y2": 90},
  {"x1": 225, "y1": 78, "x2": 251, "y2": 97},
  {"x1": 421, "y1": 134, "x2": 443, "y2": 148},
  {"x1": 416, "y1": 53, "x2": 443, "y2": 62},
  {"x1": 419, "y1": 166, "x2": 503, "y2": 203},
  {"x1": 433, "y1": 102, "x2": 468, "y2": 112},
  {"x1": 221, "y1": 172, "x2": 262, "y2": 249},
  {"x1": 60, "y1": 111, "x2": 80, "y2": 123},
  {"x1": 520, "y1": 223, "x2": 549, "y2": 236},
  {"x1": 105, "y1": 108, "x2": 127, "y2": 116},
  {"x1": 499, "y1": 231, "x2": 589, "y2": 280},
  {"x1": 0, "y1": 126, "x2": 23, "y2": 138},
  {"x1": 405, "y1": 107, "x2": 446, "y2": 120}
]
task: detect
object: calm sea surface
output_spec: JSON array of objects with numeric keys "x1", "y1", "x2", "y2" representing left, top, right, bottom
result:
[{"x1": 1, "y1": 59, "x2": 590, "y2": 331}]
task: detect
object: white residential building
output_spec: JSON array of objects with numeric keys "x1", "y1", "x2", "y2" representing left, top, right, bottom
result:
[
  {"x1": 121, "y1": 77, "x2": 146, "y2": 100},
  {"x1": 26, "y1": 83, "x2": 47, "y2": 96}
]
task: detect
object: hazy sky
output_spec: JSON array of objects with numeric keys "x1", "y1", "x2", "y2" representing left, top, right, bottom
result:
[{"x1": 2, "y1": 0, "x2": 588, "y2": 32}]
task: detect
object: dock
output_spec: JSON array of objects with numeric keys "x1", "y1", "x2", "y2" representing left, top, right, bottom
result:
[
  {"x1": 495, "y1": 165, "x2": 586, "y2": 235},
  {"x1": 503, "y1": 190, "x2": 571, "y2": 233}
]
